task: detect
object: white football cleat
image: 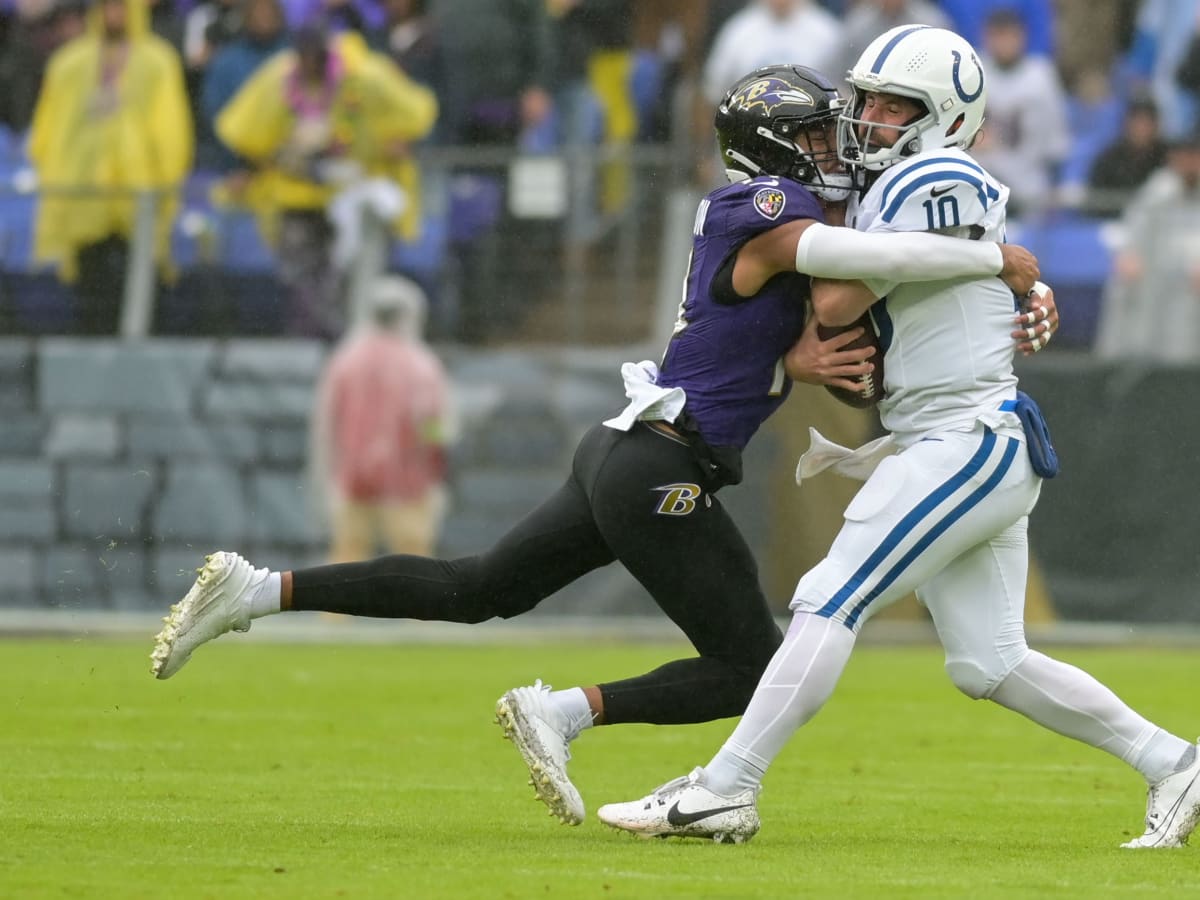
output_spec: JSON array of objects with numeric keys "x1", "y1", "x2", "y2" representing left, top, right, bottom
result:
[
  {"x1": 150, "y1": 551, "x2": 263, "y2": 680},
  {"x1": 597, "y1": 767, "x2": 760, "y2": 844},
  {"x1": 1122, "y1": 741, "x2": 1200, "y2": 848},
  {"x1": 495, "y1": 681, "x2": 585, "y2": 825}
]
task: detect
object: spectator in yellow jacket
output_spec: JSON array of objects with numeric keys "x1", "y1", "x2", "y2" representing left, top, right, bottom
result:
[
  {"x1": 28, "y1": 0, "x2": 193, "y2": 335},
  {"x1": 215, "y1": 25, "x2": 438, "y2": 340}
]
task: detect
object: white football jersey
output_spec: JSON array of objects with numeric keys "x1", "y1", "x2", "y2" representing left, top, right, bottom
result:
[{"x1": 848, "y1": 148, "x2": 1018, "y2": 441}]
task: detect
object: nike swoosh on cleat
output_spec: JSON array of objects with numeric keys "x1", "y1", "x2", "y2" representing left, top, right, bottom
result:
[{"x1": 666, "y1": 800, "x2": 752, "y2": 826}]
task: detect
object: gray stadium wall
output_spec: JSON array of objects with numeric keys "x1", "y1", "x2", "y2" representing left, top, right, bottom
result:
[
  {"x1": 0, "y1": 337, "x2": 1195, "y2": 624},
  {"x1": 1016, "y1": 356, "x2": 1200, "y2": 623}
]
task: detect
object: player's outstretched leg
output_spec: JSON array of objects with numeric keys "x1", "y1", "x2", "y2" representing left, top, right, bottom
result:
[
  {"x1": 150, "y1": 551, "x2": 268, "y2": 680},
  {"x1": 495, "y1": 681, "x2": 587, "y2": 825},
  {"x1": 596, "y1": 768, "x2": 760, "y2": 844},
  {"x1": 1123, "y1": 739, "x2": 1200, "y2": 848}
]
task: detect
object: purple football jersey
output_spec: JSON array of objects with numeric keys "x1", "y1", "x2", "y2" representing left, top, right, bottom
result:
[{"x1": 658, "y1": 176, "x2": 824, "y2": 450}]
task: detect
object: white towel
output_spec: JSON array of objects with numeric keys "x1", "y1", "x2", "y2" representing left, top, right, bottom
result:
[
  {"x1": 794, "y1": 427, "x2": 897, "y2": 487},
  {"x1": 328, "y1": 177, "x2": 407, "y2": 270},
  {"x1": 602, "y1": 360, "x2": 687, "y2": 432}
]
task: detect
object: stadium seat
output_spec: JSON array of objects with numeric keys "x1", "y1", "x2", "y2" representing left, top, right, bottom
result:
[
  {"x1": 446, "y1": 174, "x2": 503, "y2": 245},
  {"x1": 0, "y1": 193, "x2": 36, "y2": 272},
  {"x1": 391, "y1": 211, "x2": 448, "y2": 281},
  {"x1": 4, "y1": 272, "x2": 73, "y2": 333},
  {"x1": 218, "y1": 210, "x2": 275, "y2": 272},
  {"x1": 1010, "y1": 214, "x2": 1112, "y2": 346},
  {"x1": 1017, "y1": 215, "x2": 1112, "y2": 284}
]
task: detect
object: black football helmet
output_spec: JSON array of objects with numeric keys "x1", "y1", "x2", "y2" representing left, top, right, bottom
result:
[{"x1": 714, "y1": 64, "x2": 852, "y2": 201}]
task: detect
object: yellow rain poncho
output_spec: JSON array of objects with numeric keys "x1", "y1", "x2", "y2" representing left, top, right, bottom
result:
[
  {"x1": 215, "y1": 32, "x2": 437, "y2": 243},
  {"x1": 28, "y1": 0, "x2": 193, "y2": 281}
]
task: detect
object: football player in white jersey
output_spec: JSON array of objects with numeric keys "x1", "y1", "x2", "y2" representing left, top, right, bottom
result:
[{"x1": 598, "y1": 26, "x2": 1200, "y2": 849}]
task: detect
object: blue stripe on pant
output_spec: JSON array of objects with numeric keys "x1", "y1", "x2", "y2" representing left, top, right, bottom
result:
[{"x1": 816, "y1": 428, "x2": 1021, "y2": 629}]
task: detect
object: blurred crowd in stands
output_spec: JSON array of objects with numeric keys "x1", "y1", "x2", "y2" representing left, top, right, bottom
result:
[{"x1": 0, "y1": 0, "x2": 1198, "y2": 355}]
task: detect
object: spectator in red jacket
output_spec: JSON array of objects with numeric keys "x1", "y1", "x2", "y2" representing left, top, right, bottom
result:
[{"x1": 312, "y1": 275, "x2": 454, "y2": 561}]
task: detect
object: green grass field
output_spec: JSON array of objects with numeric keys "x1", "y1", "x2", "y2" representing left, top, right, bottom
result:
[{"x1": 2, "y1": 637, "x2": 1197, "y2": 898}]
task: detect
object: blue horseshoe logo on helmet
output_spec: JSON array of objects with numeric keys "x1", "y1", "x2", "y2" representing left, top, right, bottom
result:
[{"x1": 951, "y1": 50, "x2": 984, "y2": 102}]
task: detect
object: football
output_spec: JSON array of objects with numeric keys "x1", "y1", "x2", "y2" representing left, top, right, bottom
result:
[{"x1": 817, "y1": 312, "x2": 884, "y2": 409}]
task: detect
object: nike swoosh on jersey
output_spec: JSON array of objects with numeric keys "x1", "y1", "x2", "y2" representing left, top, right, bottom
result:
[
  {"x1": 666, "y1": 800, "x2": 753, "y2": 826},
  {"x1": 930, "y1": 184, "x2": 955, "y2": 197}
]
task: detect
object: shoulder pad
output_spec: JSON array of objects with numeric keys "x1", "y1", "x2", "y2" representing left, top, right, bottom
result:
[{"x1": 877, "y1": 154, "x2": 1002, "y2": 227}]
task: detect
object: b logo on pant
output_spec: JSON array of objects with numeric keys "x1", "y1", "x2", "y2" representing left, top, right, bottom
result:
[{"x1": 653, "y1": 483, "x2": 704, "y2": 516}]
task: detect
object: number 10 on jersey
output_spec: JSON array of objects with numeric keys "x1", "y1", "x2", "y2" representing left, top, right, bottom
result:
[{"x1": 922, "y1": 195, "x2": 961, "y2": 230}]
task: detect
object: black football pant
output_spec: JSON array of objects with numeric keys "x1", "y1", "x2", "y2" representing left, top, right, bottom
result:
[{"x1": 292, "y1": 423, "x2": 783, "y2": 725}]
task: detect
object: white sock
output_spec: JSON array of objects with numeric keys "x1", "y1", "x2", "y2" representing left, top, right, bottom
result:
[
  {"x1": 704, "y1": 612, "x2": 857, "y2": 797},
  {"x1": 247, "y1": 570, "x2": 281, "y2": 620},
  {"x1": 548, "y1": 687, "x2": 595, "y2": 741},
  {"x1": 1137, "y1": 731, "x2": 1198, "y2": 784},
  {"x1": 989, "y1": 650, "x2": 1192, "y2": 784}
]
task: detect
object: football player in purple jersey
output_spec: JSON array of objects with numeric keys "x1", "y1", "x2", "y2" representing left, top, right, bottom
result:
[{"x1": 150, "y1": 65, "x2": 1049, "y2": 827}]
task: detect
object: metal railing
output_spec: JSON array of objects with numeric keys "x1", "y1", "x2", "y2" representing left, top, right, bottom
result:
[
  {"x1": 0, "y1": 152, "x2": 1148, "y2": 346},
  {"x1": 0, "y1": 142, "x2": 699, "y2": 346}
]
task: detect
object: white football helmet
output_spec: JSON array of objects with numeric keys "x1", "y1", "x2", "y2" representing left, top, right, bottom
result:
[{"x1": 838, "y1": 25, "x2": 987, "y2": 171}]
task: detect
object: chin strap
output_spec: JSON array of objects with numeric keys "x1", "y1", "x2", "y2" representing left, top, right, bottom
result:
[{"x1": 723, "y1": 148, "x2": 762, "y2": 182}]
